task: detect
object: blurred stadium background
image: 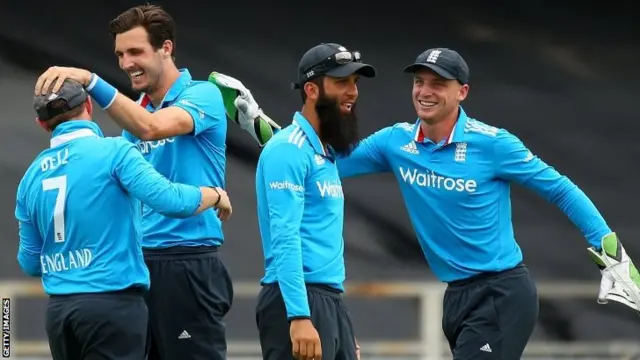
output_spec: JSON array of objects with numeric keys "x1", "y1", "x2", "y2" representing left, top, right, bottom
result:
[{"x1": 1, "y1": 0, "x2": 639, "y2": 359}]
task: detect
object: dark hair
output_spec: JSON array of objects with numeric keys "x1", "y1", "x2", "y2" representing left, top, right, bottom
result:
[
  {"x1": 108, "y1": 5, "x2": 177, "y2": 59},
  {"x1": 300, "y1": 77, "x2": 324, "y2": 104}
]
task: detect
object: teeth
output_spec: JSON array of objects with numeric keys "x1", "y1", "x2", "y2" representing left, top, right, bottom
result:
[
  {"x1": 419, "y1": 100, "x2": 436, "y2": 107},
  {"x1": 130, "y1": 71, "x2": 143, "y2": 77},
  {"x1": 343, "y1": 103, "x2": 353, "y2": 110}
]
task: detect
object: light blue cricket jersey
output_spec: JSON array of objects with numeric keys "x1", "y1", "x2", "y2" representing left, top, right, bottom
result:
[
  {"x1": 15, "y1": 121, "x2": 203, "y2": 295},
  {"x1": 337, "y1": 106, "x2": 611, "y2": 282},
  {"x1": 256, "y1": 112, "x2": 346, "y2": 319},
  {"x1": 123, "y1": 69, "x2": 228, "y2": 249}
]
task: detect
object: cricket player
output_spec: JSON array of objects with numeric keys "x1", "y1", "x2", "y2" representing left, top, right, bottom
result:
[
  {"x1": 17, "y1": 79, "x2": 232, "y2": 360},
  {"x1": 229, "y1": 47, "x2": 640, "y2": 359},
  {"x1": 255, "y1": 43, "x2": 375, "y2": 360},
  {"x1": 33, "y1": 5, "x2": 248, "y2": 358},
  {"x1": 333, "y1": 48, "x2": 640, "y2": 359}
]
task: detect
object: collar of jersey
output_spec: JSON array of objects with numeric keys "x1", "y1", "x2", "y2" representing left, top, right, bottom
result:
[
  {"x1": 414, "y1": 106, "x2": 469, "y2": 145},
  {"x1": 50, "y1": 120, "x2": 104, "y2": 148},
  {"x1": 292, "y1": 112, "x2": 331, "y2": 157},
  {"x1": 138, "y1": 68, "x2": 193, "y2": 109}
]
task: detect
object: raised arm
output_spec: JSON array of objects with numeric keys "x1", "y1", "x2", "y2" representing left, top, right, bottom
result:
[{"x1": 336, "y1": 126, "x2": 393, "y2": 178}]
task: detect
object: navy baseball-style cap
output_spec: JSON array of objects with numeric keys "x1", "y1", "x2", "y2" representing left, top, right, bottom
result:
[
  {"x1": 33, "y1": 79, "x2": 88, "y2": 121},
  {"x1": 404, "y1": 48, "x2": 470, "y2": 85},
  {"x1": 292, "y1": 43, "x2": 377, "y2": 89}
]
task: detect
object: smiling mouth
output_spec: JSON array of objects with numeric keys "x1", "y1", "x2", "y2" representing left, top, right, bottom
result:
[
  {"x1": 418, "y1": 100, "x2": 437, "y2": 108},
  {"x1": 341, "y1": 102, "x2": 354, "y2": 111},
  {"x1": 129, "y1": 70, "x2": 145, "y2": 79}
]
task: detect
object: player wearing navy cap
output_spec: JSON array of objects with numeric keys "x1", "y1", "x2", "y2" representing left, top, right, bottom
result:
[
  {"x1": 18, "y1": 79, "x2": 231, "y2": 360},
  {"x1": 255, "y1": 43, "x2": 375, "y2": 360}
]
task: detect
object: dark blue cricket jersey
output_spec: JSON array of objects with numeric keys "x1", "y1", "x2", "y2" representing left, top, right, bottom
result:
[
  {"x1": 15, "y1": 121, "x2": 203, "y2": 295},
  {"x1": 337, "y1": 107, "x2": 612, "y2": 282},
  {"x1": 256, "y1": 112, "x2": 346, "y2": 319}
]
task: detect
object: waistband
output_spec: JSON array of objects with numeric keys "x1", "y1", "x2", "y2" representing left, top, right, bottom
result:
[
  {"x1": 447, "y1": 263, "x2": 527, "y2": 288},
  {"x1": 48, "y1": 286, "x2": 146, "y2": 301},
  {"x1": 262, "y1": 282, "x2": 343, "y2": 299},
  {"x1": 143, "y1": 245, "x2": 218, "y2": 259}
]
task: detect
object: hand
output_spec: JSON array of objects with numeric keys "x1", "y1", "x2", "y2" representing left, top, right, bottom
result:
[
  {"x1": 213, "y1": 187, "x2": 232, "y2": 221},
  {"x1": 587, "y1": 232, "x2": 640, "y2": 311},
  {"x1": 290, "y1": 319, "x2": 322, "y2": 360},
  {"x1": 35, "y1": 66, "x2": 92, "y2": 96},
  {"x1": 355, "y1": 338, "x2": 361, "y2": 360}
]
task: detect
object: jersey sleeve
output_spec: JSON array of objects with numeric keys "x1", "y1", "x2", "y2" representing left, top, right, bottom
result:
[
  {"x1": 261, "y1": 143, "x2": 310, "y2": 319},
  {"x1": 336, "y1": 126, "x2": 393, "y2": 178},
  {"x1": 493, "y1": 129, "x2": 611, "y2": 248},
  {"x1": 111, "y1": 139, "x2": 203, "y2": 218},
  {"x1": 121, "y1": 129, "x2": 137, "y2": 143},
  {"x1": 172, "y1": 82, "x2": 227, "y2": 136},
  {"x1": 15, "y1": 181, "x2": 43, "y2": 277}
]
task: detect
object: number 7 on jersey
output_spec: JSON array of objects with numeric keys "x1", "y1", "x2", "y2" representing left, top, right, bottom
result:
[{"x1": 42, "y1": 175, "x2": 67, "y2": 243}]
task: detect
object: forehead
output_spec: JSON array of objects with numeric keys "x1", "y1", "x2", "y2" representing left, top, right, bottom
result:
[{"x1": 114, "y1": 26, "x2": 151, "y2": 50}]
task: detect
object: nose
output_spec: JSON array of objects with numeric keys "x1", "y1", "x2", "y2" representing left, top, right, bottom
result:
[
  {"x1": 119, "y1": 55, "x2": 136, "y2": 71},
  {"x1": 346, "y1": 82, "x2": 358, "y2": 98},
  {"x1": 417, "y1": 84, "x2": 433, "y2": 98}
]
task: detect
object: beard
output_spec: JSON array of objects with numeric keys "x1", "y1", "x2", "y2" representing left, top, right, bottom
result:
[{"x1": 315, "y1": 89, "x2": 360, "y2": 157}]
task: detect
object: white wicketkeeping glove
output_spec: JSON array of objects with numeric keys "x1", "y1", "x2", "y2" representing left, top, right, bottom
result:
[
  {"x1": 587, "y1": 232, "x2": 640, "y2": 312},
  {"x1": 208, "y1": 71, "x2": 281, "y2": 147}
]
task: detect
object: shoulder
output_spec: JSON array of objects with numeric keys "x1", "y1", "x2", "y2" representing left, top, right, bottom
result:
[
  {"x1": 460, "y1": 117, "x2": 515, "y2": 148},
  {"x1": 179, "y1": 80, "x2": 222, "y2": 100},
  {"x1": 261, "y1": 125, "x2": 311, "y2": 162}
]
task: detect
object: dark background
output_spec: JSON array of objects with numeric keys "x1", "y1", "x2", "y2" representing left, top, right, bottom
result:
[{"x1": 1, "y1": 0, "x2": 639, "y2": 350}]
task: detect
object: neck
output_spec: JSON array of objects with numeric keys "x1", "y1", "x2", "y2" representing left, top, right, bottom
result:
[
  {"x1": 420, "y1": 107, "x2": 459, "y2": 143},
  {"x1": 149, "y1": 64, "x2": 181, "y2": 107}
]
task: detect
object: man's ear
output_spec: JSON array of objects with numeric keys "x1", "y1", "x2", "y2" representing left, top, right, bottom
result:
[
  {"x1": 303, "y1": 81, "x2": 319, "y2": 102},
  {"x1": 86, "y1": 96, "x2": 93, "y2": 116}
]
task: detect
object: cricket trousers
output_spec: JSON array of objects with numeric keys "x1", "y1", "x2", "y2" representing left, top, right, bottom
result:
[
  {"x1": 45, "y1": 287, "x2": 148, "y2": 360},
  {"x1": 256, "y1": 283, "x2": 358, "y2": 360},
  {"x1": 442, "y1": 263, "x2": 539, "y2": 360},
  {"x1": 144, "y1": 246, "x2": 234, "y2": 360}
]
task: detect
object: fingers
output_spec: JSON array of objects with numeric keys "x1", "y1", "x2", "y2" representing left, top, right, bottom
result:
[
  {"x1": 314, "y1": 337, "x2": 322, "y2": 360},
  {"x1": 35, "y1": 67, "x2": 68, "y2": 96},
  {"x1": 292, "y1": 339, "x2": 300, "y2": 359},
  {"x1": 51, "y1": 74, "x2": 69, "y2": 94}
]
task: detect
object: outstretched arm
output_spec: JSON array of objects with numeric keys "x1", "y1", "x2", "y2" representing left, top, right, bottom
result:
[{"x1": 493, "y1": 129, "x2": 611, "y2": 249}]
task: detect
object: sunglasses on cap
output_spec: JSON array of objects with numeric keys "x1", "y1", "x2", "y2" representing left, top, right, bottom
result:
[{"x1": 294, "y1": 50, "x2": 363, "y2": 88}]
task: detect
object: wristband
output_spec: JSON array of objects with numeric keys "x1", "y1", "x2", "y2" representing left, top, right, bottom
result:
[
  {"x1": 86, "y1": 73, "x2": 118, "y2": 109},
  {"x1": 212, "y1": 187, "x2": 222, "y2": 206}
]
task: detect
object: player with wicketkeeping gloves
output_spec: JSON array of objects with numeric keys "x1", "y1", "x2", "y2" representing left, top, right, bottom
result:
[
  {"x1": 210, "y1": 65, "x2": 640, "y2": 360},
  {"x1": 211, "y1": 71, "x2": 640, "y2": 314}
]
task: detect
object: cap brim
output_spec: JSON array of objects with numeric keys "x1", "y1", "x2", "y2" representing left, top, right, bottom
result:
[
  {"x1": 326, "y1": 62, "x2": 377, "y2": 79},
  {"x1": 403, "y1": 63, "x2": 456, "y2": 80}
]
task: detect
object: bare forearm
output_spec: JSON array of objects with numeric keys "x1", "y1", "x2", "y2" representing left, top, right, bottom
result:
[
  {"x1": 196, "y1": 187, "x2": 223, "y2": 214},
  {"x1": 106, "y1": 93, "x2": 157, "y2": 140}
]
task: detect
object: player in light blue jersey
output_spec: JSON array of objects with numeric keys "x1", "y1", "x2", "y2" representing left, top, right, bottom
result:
[
  {"x1": 32, "y1": 5, "x2": 247, "y2": 358},
  {"x1": 18, "y1": 79, "x2": 231, "y2": 360},
  {"x1": 333, "y1": 48, "x2": 640, "y2": 359},
  {"x1": 232, "y1": 47, "x2": 640, "y2": 360},
  {"x1": 255, "y1": 43, "x2": 375, "y2": 360}
]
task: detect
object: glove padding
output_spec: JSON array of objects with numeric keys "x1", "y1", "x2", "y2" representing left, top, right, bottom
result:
[
  {"x1": 587, "y1": 232, "x2": 640, "y2": 312},
  {"x1": 208, "y1": 71, "x2": 281, "y2": 147}
]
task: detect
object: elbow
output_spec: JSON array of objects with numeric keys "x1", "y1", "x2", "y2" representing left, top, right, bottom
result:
[
  {"x1": 18, "y1": 256, "x2": 41, "y2": 277},
  {"x1": 138, "y1": 127, "x2": 162, "y2": 141}
]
